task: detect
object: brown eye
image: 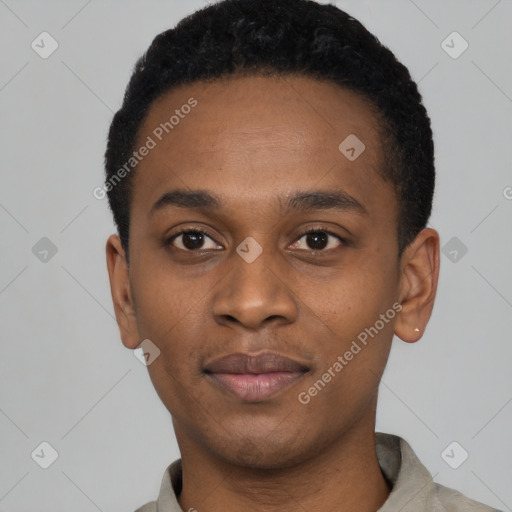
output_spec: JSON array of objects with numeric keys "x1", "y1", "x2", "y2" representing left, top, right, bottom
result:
[
  {"x1": 290, "y1": 229, "x2": 344, "y2": 252},
  {"x1": 168, "y1": 230, "x2": 222, "y2": 251}
]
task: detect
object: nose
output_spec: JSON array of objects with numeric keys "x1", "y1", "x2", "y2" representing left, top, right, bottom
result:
[{"x1": 211, "y1": 245, "x2": 299, "y2": 331}]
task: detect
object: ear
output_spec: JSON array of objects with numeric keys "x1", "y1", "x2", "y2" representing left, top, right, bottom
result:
[
  {"x1": 394, "y1": 228, "x2": 440, "y2": 343},
  {"x1": 106, "y1": 234, "x2": 141, "y2": 349}
]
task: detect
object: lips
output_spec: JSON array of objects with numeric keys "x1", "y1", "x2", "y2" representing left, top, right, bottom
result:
[{"x1": 204, "y1": 351, "x2": 309, "y2": 402}]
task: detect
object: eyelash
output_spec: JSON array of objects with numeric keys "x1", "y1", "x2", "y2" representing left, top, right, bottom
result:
[{"x1": 165, "y1": 226, "x2": 347, "y2": 253}]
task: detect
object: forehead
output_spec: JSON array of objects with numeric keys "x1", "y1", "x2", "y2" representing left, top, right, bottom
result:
[{"x1": 131, "y1": 74, "x2": 391, "y2": 218}]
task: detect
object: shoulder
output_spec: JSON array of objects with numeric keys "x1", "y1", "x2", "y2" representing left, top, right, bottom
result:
[
  {"x1": 134, "y1": 502, "x2": 157, "y2": 512},
  {"x1": 375, "y1": 433, "x2": 501, "y2": 512},
  {"x1": 432, "y1": 482, "x2": 502, "y2": 512},
  {"x1": 132, "y1": 459, "x2": 183, "y2": 512}
]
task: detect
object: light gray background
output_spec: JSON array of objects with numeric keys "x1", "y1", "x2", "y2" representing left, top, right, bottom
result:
[{"x1": 1, "y1": 0, "x2": 511, "y2": 510}]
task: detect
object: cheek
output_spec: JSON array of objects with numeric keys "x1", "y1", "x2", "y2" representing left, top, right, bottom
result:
[
  {"x1": 131, "y1": 254, "x2": 197, "y2": 338},
  {"x1": 305, "y1": 263, "x2": 394, "y2": 333},
  {"x1": 302, "y1": 259, "x2": 397, "y2": 379}
]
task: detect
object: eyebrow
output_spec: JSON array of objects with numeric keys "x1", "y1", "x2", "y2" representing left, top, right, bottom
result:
[{"x1": 149, "y1": 189, "x2": 368, "y2": 216}]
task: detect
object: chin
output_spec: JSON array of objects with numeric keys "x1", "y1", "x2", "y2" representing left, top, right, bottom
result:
[
  {"x1": 206, "y1": 425, "x2": 319, "y2": 471},
  {"x1": 224, "y1": 443, "x2": 305, "y2": 470}
]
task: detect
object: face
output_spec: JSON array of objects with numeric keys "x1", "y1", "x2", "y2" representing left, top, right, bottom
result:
[{"x1": 107, "y1": 74, "x2": 437, "y2": 469}]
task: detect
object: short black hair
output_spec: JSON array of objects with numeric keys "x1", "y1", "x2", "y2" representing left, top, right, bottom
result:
[{"x1": 104, "y1": 0, "x2": 434, "y2": 260}]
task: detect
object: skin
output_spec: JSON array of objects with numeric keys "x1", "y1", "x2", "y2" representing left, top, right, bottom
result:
[{"x1": 106, "y1": 74, "x2": 440, "y2": 512}]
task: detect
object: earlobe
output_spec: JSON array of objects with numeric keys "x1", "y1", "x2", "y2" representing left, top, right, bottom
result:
[
  {"x1": 105, "y1": 234, "x2": 141, "y2": 349},
  {"x1": 394, "y1": 228, "x2": 440, "y2": 343}
]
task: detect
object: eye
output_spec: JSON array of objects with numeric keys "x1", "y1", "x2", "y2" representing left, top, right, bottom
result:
[
  {"x1": 290, "y1": 228, "x2": 345, "y2": 252},
  {"x1": 167, "y1": 229, "x2": 222, "y2": 251},
  {"x1": 166, "y1": 227, "x2": 346, "y2": 253}
]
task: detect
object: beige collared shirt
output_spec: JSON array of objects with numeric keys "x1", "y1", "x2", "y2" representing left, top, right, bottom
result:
[{"x1": 135, "y1": 432, "x2": 500, "y2": 512}]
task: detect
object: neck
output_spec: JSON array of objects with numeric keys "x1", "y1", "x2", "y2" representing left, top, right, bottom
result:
[{"x1": 175, "y1": 403, "x2": 391, "y2": 512}]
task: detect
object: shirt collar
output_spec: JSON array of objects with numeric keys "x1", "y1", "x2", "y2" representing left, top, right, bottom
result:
[
  {"x1": 375, "y1": 433, "x2": 435, "y2": 511},
  {"x1": 154, "y1": 433, "x2": 436, "y2": 512}
]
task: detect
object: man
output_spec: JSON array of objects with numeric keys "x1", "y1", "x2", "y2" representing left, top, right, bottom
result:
[{"x1": 104, "y1": 0, "x2": 500, "y2": 510}]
